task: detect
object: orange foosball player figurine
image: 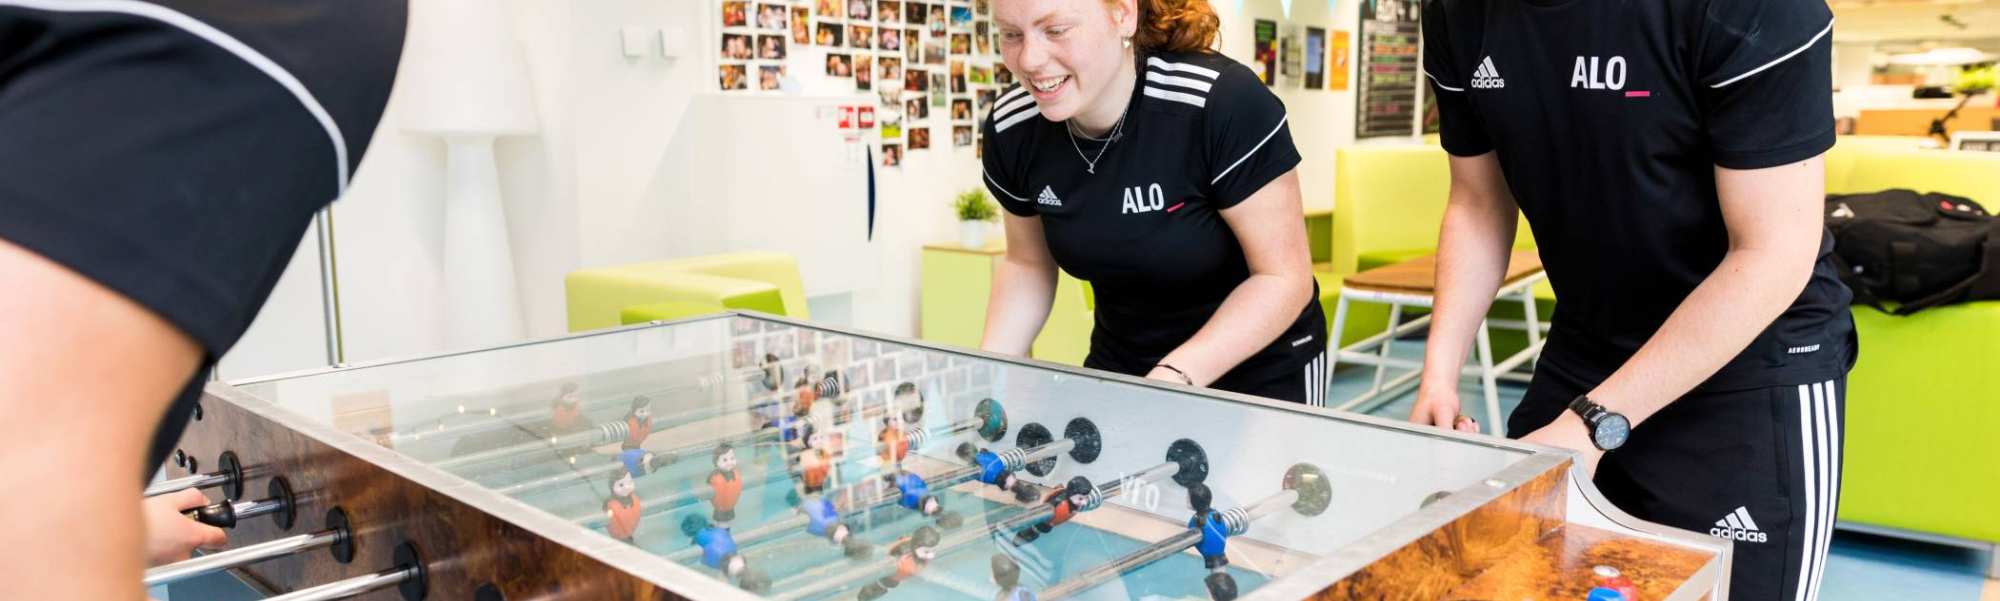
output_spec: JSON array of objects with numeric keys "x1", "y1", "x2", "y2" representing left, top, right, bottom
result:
[
  {"x1": 797, "y1": 423, "x2": 834, "y2": 494},
  {"x1": 708, "y1": 443, "x2": 744, "y2": 525},
  {"x1": 857, "y1": 526, "x2": 941, "y2": 600},
  {"x1": 604, "y1": 469, "x2": 643, "y2": 543},
  {"x1": 877, "y1": 410, "x2": 910, "y2": 468},
  {"x1": 549, "y1": 381, "x2": 584, "y2": 434},
  {"x1": 622, "y1": 395, "x2": 654, "y2": 450}
]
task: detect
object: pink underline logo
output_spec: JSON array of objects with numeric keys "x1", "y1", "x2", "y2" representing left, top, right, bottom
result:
[
  {"x1": 1166, "y1": 202, "x2": 1186, "y2": 213},
  {"x1": 1625, "y1": 90, "x2": 1651, "y2": 98}
]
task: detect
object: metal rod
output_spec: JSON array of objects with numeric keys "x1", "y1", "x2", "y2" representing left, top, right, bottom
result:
[
  {"x1": 263, "y1": 566, "x2": 415, "y2": 601},
  {"x1": 771, "y1": 461, "x2": 1180, "y2": 601},
  {"x1": 1039, "y1": 489, "x2": 1300, "y2": 601},
  {"x1": 312, "y1": 207, "x2": 343, "y2": 366},
  {"x1": 144, "y1": 530, "x2": 342, "y2": 587},
  {"x1": 144, "y1": 472, "x2": 232, "y2": 498},
  {"x1": 231, "y1": 498, "x2": 285, "y2": 522},
  {"x1": 428, "y1": 419, "x2": 630, "y2": 472}
]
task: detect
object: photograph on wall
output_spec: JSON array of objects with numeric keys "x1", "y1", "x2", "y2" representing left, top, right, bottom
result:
[
  {"x1": 881, "y1": 143, "x2": 903, "y2": 166},
  {"x1": 757, "y1": 3, "x2": 788, "y2": 30},
  {"x1": 910, "y1": 126, "x2": 932, "y2": 149},
  {"x1": 851, "y1": 24, "x2": 873, "y2": 49},
  {"x1": 995, "y1": 63, "x2": 1013, "y2": 85},
  {"x1": 856, "y1": 54, "x2": 874, "y2": 90},
  {"x1": 879, "y1": 27, "x2": 902, "y2": 52},
  {"x1": 927, "y1": 3, "x2": 946, "y2": 34},
  {"x1": 724, "y1": 1, "x2": 749, "y2": 27},
  {"x1": 930, "y1": 73, "x2": 947, "y2": 105},
  {"x1": 923, "y1": 35, "x2": 945, "y2": 64},
  {"x1": 1253, "y1": 19, "x2": 1277, "y2": 84},
  {"x1": 905, "y1": 67, "x2": 928, "y2": 91},
  {"x1": 948, "y1": 60, "x2": 967, "y2": 93},
  {"x1": 949, "y1": 5, "x2": 972, "y2": 27},
  {"x1": 953, "y1": 125, "x2": 973, "y2": 147},
  {"x1": 816, "y1": 22, "x2": 845, "y2": 46},
  {"x1": 905, "y1": 27, "x2": 923, "y2": 62},
  {"x1": 881, "y1": 116, "x2": 903, "y2": 139},
  {"x1": 879, "y1": 0, "x2": 902, "y2": 24},
  {"x1": 817, "y1": 0, "x2": 842, "y2": 18},
  {"x1": 758, "y1": 34, "x2": 787, "y2": 60},
  {"x1": 976, "y1": 88, "x2": 997, "y2": 112},
  {"x1": 847, "y1": 0, "x2": 871, "y2": 20},
  {"x1": 719, "y1": 64, "x2": 748, "y2": 90},
  {"x1": 975, "y1": 22, "x2": 991, "y2": 53},
  {"x1": 969, "y1": 64, "x2": 992, "y2": 85},
  {"x1": 975, "y1": 0, "x2": 990, "y2": 16},
  {"x1": 1304, "y1": 27, "x2": 1326, "y2": 89},
  {"x1": 758, "y1": 65, "x2": 785, "y2": 90},
  {"x1": 877, "y1": 86, "x2": 901, "y2": 107},
  {"x1": 791, "y1": 7, "x2": 812, "y2": 43},
  {"x1": 722, "y1": 33, "x2": 754, "y2": 60},
  {"x1": 950, "y1": 98, "x2": 972, "y2": 121},
  {"x1": 949, "y1": 32, "x2": 970, "y2": 54},
  {"x1": 905, "y1": 97, "x2": 929, "y2": 120},
  {"x1": 826, "y1": 52, "x2": 854, "y2": 77},
  {"x1": 880, "y1": 56, "x2": 903, "y2": 84},
  {"x1": 1329, "y1": 30, "x2": 1351, "y2": 90},
  {"x1": 905, "y1": 2, "x2": 927, "y2": 25}
]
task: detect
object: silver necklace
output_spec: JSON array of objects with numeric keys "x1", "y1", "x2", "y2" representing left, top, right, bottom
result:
[{"x1": 1065, "y1": 104, "x2": 1128, "y2": 174}]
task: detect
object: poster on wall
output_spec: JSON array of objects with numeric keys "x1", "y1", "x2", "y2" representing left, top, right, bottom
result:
[
  {"x1": 1279, "y1": 25, "x2": 1302, "y2": 88},
  {"x1": 1355, "y1": 0, "x2": 1420, "y2": 138},
  {"x1": 1304, "y1": 27, "x2": 1326, "y2": 89},
  {"x1": 1329, "y1": 30, "x2": 1350, "y2": 91},
  {"x1": 1252, "y1": 20, "x2": 1277, "y2": 85}
]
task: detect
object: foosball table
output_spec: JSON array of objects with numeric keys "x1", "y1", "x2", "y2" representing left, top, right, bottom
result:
[{"x1": 153, "y1": 313, "x2": 1732, "y2": 600}]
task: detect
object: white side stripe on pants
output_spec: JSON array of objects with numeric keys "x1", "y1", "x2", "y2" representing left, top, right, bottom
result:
[
  {"x1": 1303, "y1": 354, "x2": 1327, "y2": 406},
  {"x1": 1796, "y1": 380, "x2": 1840, "y2": 601}
]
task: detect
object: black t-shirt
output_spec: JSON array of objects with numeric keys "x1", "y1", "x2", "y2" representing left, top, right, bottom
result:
[
  {"x1": 0, "y1": 0, "x2": 407, "y2": 472},
  {"x1": 981, "y1": 50, "x2": 1324, "y2": 391},
  {"x1": 1422, "y1": 0, "x2": 1854, "y2": 391}
]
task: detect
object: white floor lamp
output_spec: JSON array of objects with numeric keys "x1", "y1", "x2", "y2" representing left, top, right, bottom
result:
[{"x1": 401, "y1": 0, "x2": 539, "y2": 349}]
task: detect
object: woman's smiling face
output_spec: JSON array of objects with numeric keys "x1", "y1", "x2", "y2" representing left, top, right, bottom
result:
[{"x1": 993, "y1": 0, "x2": 1136, "y2": 123}]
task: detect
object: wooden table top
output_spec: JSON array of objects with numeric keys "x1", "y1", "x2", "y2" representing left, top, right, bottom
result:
[{"x1": 1342, "y1": 250, "x2": 1544, "y2": 295}]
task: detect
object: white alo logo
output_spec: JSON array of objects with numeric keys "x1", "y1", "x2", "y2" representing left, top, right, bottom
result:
[
  {"x1": 1471, "y1": 56, "x2": 1505, "y2": 89},
  {"x1": 1570, "y1": 56, "x2": 1628, "y2": 90},
  {"x1": 1710, "y1": 506, "x2": 1768, "y2": 543},
  {"x1": 1121, "y1": 183, "x2": 1166, "y2": 215},
  {"x1": 1037, "y1": 186, "x2": 1062, "y2": 207}
]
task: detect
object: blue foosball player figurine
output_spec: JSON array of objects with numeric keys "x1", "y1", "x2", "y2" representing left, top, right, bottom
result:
[
  {"x1": 1187, "y1": 484, "x2": 1238, "y2": 601},
  {"x1": 693, "y1": 525, "x2": 771, "y2": 592}
]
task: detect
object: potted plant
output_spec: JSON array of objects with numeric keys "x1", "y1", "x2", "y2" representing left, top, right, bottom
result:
[{"x1": 952, "y1": 187, "x2": 999, "y2": 248}]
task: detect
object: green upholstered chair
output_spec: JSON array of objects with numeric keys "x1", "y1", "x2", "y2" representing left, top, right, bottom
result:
[{"x1": 564, "y1": 252, "x2": 808, "y2": 332}]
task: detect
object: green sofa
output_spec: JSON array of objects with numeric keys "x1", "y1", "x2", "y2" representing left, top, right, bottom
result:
[
  {"x1": 563, "y1": 252, "x2": 809, "y2": 332},
  {"x1": 1820, "y1": 137, "x2": 2000, "y2": 569}
]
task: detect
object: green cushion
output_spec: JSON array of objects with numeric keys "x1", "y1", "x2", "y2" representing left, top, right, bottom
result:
[
  {"x1": 1839, "y1": 303, "x2": 2000, "y2": 543},
  {"x1": 565, "y1": 252, "x2": 807, "y2": 332},
  {"x1": 620, "y1": 300, "x2": 731, "y2": 324}
]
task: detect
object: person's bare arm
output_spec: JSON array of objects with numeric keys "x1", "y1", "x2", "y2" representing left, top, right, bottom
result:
[
  {"x1": 0, "y1": 238, "x2": 204, "y2": 600},
  {"x1": 1409, "y1": 152, "x2": 1519, "y2": 431},
  {"x1": 979, "y1": 212, "x2": 1059, "y2": 356},
  {"x1": 1146, "y1": 170, "x2": 1316, "y2": 385},
  {"x1": 1523, "y1": 156, "x2": 1827, "y2": 474}
]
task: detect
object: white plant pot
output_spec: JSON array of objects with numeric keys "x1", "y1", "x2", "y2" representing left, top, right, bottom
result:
[{"x1": 959, "y1": 220, "x2": 991, "y2": 249}]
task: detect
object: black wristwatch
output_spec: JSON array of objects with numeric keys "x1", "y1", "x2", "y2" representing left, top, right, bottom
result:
[{"x1": 1568, "y1": 394, "x2": 1631, "y2": 451}]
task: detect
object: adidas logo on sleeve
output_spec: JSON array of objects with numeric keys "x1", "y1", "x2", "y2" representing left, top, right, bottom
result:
[
  {"x1": 1710, "y1": 506, "x2": 1768, "y2": 543},
  {"x1": 1470, "y1": 56, "x2": 1506, "y2": 89}
]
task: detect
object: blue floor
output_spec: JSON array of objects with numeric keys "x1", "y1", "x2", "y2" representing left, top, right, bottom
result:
[{"x1": 1332, "y1": 342, "x2": 1996, "y2": 601}]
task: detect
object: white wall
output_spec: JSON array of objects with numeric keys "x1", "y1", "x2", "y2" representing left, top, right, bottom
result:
[{"x1": 224, "y1": 0, "x2": 1371, "y2": 380}]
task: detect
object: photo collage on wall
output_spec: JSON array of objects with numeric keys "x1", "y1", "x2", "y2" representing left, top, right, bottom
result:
[{"x1": 718, "y1": 0, "x2": 1013, "y2": 168}]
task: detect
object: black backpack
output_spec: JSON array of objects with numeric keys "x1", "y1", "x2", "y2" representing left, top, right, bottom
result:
[{"x1": 1824, "y1": 189, "x2": 2000, "y2": 315}]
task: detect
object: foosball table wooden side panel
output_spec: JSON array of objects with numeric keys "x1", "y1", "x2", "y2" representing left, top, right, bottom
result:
[{"x1": 166, "y1": 389, "x2": 690, "y2": 601}]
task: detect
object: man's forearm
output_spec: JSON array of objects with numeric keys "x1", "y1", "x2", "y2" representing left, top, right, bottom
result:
[
  {"x1": 978, "y1": 257, "x2": 1057, "y2": 356},
  {"x1": 1589, "y1": 247, "x2": 1813, "y2": 426},
  {"x1": 1159, "y1": 272, "x2": 1315, "y2": 385},
  {"x1": 1421, "y1": 196, "x2": 1518, "y2": 389}
]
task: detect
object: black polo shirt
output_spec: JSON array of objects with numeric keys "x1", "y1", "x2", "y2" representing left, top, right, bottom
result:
[
  {"x1": 981, "y1": 49, "x2": 1325, "y2": 394},
  {"x1": 0, "y1": 0, "x2": 406, "y2": 472},
  {"x1": 1422, "y1": 0, "x2": 1853, "y2": 391}
]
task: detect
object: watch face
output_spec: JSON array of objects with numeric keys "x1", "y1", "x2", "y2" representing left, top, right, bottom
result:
[{"x1": 1594, "y1": 414, "x2": 1632, "y2": 450}]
